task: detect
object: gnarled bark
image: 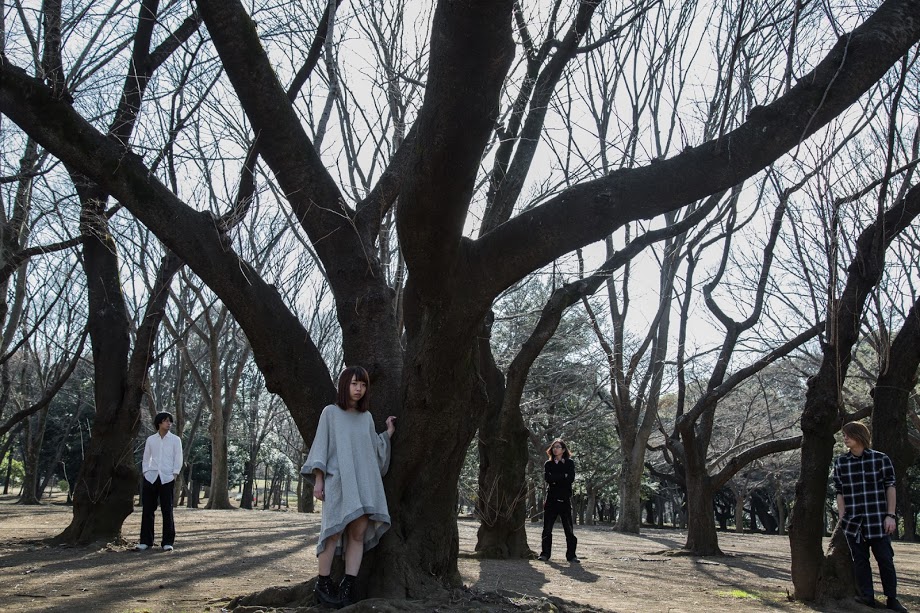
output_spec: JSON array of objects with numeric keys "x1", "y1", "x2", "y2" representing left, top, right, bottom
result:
[{"x1": 789, "y1": 183, "x2": 920, "y2": 599}]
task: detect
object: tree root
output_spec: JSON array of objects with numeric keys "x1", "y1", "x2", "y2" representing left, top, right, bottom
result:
[{"x1": 225, "y1": 582, "x2": 610, "y2": 612}]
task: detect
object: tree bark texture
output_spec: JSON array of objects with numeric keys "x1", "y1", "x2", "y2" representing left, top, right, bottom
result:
[
  {"x1": 474, "y1": 324, "x2": 532, "y2": 558},
  {"x1": 205, "y1": 401, "x2": 233, "y2": 509},
  {"x1": 616, "y1": 453, "x2": 645, "y2": 534},
  {"x1": 18, "y1": 407, "x2": 49, "y2": 505},
  {"x1": 682, "y1": 438, "x2": 722, "y2": 555},
  {"x1": 871, "y1": 296, "x2": 920, "y2": 486},
  {"x1": 789, "y1": 184, "x2": 920, "y2": 599}
]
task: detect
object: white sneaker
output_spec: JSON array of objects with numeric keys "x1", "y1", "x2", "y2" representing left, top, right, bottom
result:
[
  {"x1": 162, "y1": 545, "x2": 174, "y2": 551},
  {"x1": 135, "y1": 544, "x2": 149, "y2": 551}
]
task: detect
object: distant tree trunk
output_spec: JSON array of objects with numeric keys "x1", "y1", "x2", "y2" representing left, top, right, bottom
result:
[
  {"x1": 585, "y1": 483, "x2": 597, "y2": 526},
  {"x1": 205, "y1": 394, "x2": 233, "y2": 509},
  {"x1": 734, "y1": 487, "x2": 744, "y2": 533},
  {"x1": 900, "y1": 480, "x2": 915, "y2": 542},
  {"x1": 241, "y1": 459, "x2": 255, "y2": 510},
  {"x1": 616, "y1": 450, "x2": 645, "y2": 533},
  {"x1": 39, "y1": 396, "x2": 85, "y2": 496},
  {"x1": 299, "y1": 473, "x2": 315, "y2": 513},
  {"x1": 19, "y1": 408, "x2": 49, "y2": 505},
  {"x1": 776, "y1": 491, "x2": 786, "y2": 536}
]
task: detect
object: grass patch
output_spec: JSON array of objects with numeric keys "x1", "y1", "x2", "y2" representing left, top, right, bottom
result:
[{"x1": 715, "y1": 588, "x2": 760, "y2": 600}]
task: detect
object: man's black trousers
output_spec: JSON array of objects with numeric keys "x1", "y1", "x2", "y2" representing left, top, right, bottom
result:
[
  {"x1": 140, "y1": 477, "x2": 176, "y2": 547},
  {"x1": 540, "y1": 498, "x2": 578, "y2": 561}
]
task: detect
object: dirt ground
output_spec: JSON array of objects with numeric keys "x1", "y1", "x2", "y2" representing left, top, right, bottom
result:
[{"x1": 0, "y1": 495, "x2": 917, "y2": 612}]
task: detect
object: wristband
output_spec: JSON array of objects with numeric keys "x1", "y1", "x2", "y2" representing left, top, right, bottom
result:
[{"x1": 885, "y1": 513, "x2": 897, "y2": 520}]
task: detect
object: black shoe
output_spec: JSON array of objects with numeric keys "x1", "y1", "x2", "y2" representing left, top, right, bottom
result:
[
  {"x1": 339, "y1": 575, "x2": 356, "y2": 608},
  {"x1": 314, "y1": 575, "x2": 340, "y2": 607},
  {"x1": 887, "y1": 598, "x2": 908, "y2": 613},
  {"x1": 856, "y1": 596, "x2": 879, "y2": 608},
  {"x1": 568, "y1": 556, "x2": 581, "y2": 563},
  {"x1": 537, "y1": 554, "x2": 549, "y2": 561}
]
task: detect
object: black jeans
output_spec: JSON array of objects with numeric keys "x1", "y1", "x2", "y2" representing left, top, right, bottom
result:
[
  {"x1": 541, "y1": 498, "x2": 577, "y2": 560},
  {"x1": 845, "y1": 532, "x2": 897, "y2": 600},
  {"x1": 140, "y1": 477, "x2": 176, "y2": 547}
]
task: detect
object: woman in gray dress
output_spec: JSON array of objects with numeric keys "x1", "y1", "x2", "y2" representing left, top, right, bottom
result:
[{"x1": 303, "y1": 366, "x2": 396, "y2": 607}]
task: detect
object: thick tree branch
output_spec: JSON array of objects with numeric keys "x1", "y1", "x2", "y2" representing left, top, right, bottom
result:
[
  {"x1": 711, "y1": 435, "x2": 802, "y2": 489},
  {"x1": 0, "y1": 63, "x2": 336, "y2": 437},
  {"x1": 677, "y1": 321, "x2": 824, "y2": 432},
  {"x1": 473, "y1": 0, "x2": 920, "y2": 302},
  {"x1": 0, "y1": 235, "x2": 84, "y2": 284},
  {"x1": 194, "y1": 0, "x2": 350, "y2": 250},
  {"x1": 397, "y1": 0, "x2": 515, "y2": 295}
]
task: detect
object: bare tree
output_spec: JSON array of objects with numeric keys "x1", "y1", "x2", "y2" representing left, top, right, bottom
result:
[{"x1": 1, "y1": 0, "x2": 919, "y2": 600}]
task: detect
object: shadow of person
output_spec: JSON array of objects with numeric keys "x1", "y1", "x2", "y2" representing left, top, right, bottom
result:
[{"x1": 549, "y1": 559, "x2": 600, "y2": 583}]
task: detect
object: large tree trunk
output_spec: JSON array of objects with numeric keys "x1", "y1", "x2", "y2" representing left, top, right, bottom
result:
[
  {"x1": 56, "y1": 197, "x2": 136, "y2": 542},
  {"x1": 616, "y1": 451, "x2": 645, "y2": 534},
  {"x1": 474, "y1": 404, "x2": 531, "y2": 558},
  {"x1": 57, "y1": 249, "x2": 182, "y2": 544},
  {"x1": 683, "y1": 452, "x2": 722, "y2": 555},
  {"x1": 789, "y1": 185, "x2": 920, "y2": 600},
  {"x1": 474, "y1": 321, "x2": 532, "y2": 559},
  {"x1": 48, "y1": 0, "x2": 192, "y2": 544},
  {"x1": 362, "y1": 314, "x2": 491, "y2": 598},
  {"x1": 871, "y1": 296, "x2": 920, "y2": 486}
]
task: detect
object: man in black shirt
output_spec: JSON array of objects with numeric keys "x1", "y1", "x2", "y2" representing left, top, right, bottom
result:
[{"x1": 833, "y1": 421, "x2": 907, "y2": 612}]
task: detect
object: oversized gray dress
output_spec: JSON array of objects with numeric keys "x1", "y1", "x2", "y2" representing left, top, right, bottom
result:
[{"x1": 302, "y1": 404, "x2": 391, "y2": 555}]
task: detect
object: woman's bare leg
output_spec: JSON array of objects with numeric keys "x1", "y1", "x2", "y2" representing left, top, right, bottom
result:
[
  {"x1": 317, "y1": 532, "x2": 340, "y2": 575},
  {"x1": 344, "y1": 515, "x2": 370, "y2": 576}
]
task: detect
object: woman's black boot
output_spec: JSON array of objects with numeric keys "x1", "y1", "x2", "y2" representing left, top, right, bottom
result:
[
  {"x1": 339, "y1": 574, "x2": 357, "y2": 608},
  {"x1": 314, "y1": 574, "x2": 340, "y2": 607}
]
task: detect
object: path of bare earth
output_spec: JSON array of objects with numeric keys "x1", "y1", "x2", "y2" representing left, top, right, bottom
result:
[{"x1": 0, "y1": 496, "x2": 916, "y2": 612}]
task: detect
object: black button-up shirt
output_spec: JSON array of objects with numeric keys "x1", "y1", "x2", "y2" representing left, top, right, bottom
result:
[{"x1": 832, "y1": 447, "x2": 896, "y2": 540}]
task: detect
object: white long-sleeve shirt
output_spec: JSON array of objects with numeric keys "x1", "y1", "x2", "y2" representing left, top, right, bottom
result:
[{"x1": 142, "y1": 431, "x2": 183, "y2": 484}]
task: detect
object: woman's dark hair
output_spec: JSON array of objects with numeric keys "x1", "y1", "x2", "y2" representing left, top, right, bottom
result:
[
  {"x1": 842, "y1": 421, "x2": 871, "y2": 450},
  {"x1": 336, "y1": 366, "x2": 370, "y2": 412},
  {"x1": 545, "y1": 438, "x2": 571, "y2": 460},
  {"x1": 154, "y1": 411, "x2": 174, "y2": 429}
]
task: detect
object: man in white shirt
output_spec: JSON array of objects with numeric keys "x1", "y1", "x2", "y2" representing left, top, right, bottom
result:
[{"x1": 136, "y1": 412, "x2": 183, "y2": 552}]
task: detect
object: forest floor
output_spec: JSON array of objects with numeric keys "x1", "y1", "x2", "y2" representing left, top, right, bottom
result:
[{"x1": 0, "y1": 495, "x2": 918, "y2": 612}]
